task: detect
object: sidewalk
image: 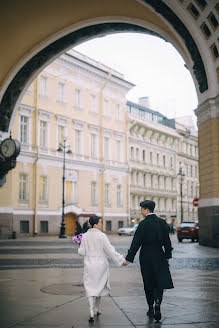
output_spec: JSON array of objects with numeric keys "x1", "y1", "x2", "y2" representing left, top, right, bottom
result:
[{"x1": 0, "y1": 235, "x2": 219, "y2": 327}]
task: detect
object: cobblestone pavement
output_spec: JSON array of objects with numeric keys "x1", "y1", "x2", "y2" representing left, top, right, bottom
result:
[{"x1": 0, "y1": 235, "x2": 219, "y2": 328}]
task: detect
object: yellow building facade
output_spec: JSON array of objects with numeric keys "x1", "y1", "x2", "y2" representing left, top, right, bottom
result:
[{"x1": 0, "y1": 50, "x2": 134, "y2": 237}]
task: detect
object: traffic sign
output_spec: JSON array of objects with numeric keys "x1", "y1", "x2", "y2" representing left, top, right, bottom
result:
[{"x1": 193, "y1": 198, "x2": 199, "y2": 207}]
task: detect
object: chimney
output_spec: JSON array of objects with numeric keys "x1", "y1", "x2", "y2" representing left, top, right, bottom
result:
[{"x1": 139, "y1": 97, "x2": 150, "y2": 108}]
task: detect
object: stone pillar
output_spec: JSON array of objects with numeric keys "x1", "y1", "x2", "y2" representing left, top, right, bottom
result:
[{"x1": 195, "y1": 96, "x2": 219, "y2": 247}]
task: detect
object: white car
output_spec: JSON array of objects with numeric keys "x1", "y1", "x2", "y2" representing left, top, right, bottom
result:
[{"x1": 118, "y1": 224, "x2": 138, "y2": 236}]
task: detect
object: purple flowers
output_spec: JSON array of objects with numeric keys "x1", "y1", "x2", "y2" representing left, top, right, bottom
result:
[{"x1": 72, "y1": 233, "x2": 83, "y2": 244}]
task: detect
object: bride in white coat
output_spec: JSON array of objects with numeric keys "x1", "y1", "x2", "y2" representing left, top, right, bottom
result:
[{"x1": 78, "y1": 216, "x2": 127, "y2": 322}]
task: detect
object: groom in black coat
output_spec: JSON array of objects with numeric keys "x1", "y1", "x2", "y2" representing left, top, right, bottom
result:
[{"x1": 124, "y1": 200, "x2": 174, "y2": 321}]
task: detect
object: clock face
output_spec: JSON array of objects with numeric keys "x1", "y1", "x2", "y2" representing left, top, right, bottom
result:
[{"x1": 0, "y1": 139, "x2": 16, "y2": 158}]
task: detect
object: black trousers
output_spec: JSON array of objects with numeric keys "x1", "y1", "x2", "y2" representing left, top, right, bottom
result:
[{"x1": 145, "y1": 288, "x2": 163, "y2": 305}]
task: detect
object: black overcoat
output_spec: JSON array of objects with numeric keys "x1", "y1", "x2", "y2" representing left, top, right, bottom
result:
[{"x1": 126, "y1": 214, "x2": 174, "y2": 290}]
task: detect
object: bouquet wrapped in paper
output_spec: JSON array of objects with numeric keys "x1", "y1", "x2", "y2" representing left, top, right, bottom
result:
[{"x1": 72, "y1": 233, "x2": 83, "y2": 244}]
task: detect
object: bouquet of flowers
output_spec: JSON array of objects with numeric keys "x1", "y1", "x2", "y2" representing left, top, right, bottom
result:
[{"x1": 72, "y1": 233, "x2": 83, "y2": 244}]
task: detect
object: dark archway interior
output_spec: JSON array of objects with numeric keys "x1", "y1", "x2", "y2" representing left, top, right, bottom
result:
[{"x1": 0, "y1": 19, "x2": 207, "y2": 132}]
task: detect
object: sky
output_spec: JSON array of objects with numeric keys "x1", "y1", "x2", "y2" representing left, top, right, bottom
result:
[{"x1": 75, "y1": 33, "x2": 198, "y2": 125}]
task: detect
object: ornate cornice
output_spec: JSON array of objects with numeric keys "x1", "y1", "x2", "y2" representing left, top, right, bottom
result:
[{"x1": 195, "y1": 95, "x2": 219, "y2": 126}]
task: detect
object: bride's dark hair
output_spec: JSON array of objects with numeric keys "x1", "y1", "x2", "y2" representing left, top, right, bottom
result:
[{"x1": 89, "y1": 216, "x2": 101, "y2": 227}]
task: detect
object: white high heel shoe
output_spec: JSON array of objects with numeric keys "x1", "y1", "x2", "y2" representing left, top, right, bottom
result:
[{"x1": 88, "y1": 296, "x2": 95, "y2": 322}]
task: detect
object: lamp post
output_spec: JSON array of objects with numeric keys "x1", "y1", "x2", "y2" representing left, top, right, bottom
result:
[
  {"x1": 178, "y1": 167, "x2": 185, "y2": 223},
  {"x1": 57, "y1": 140, "x2": 72, "y2": 238}
]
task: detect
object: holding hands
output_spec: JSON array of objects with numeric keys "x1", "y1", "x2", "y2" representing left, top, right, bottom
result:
[{"x1": 122, "y1": 260, "x2": 130, "y2": 266}]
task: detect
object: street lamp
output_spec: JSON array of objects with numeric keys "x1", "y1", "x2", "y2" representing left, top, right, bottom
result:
[
  {"x1": 57, "y1": 140, "x2": 72, "y2": 238},
  {"x1": 178, "y1": 167, "x2": 185, "y2": 223}
]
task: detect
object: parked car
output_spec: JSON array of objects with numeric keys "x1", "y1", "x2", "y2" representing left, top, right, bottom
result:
[
  {"x1": 118, "y1": 224, "x2": 138, "y2": 236},
  {"x1": 177, "y1": 221, "x2": 199, "y2": 242}
]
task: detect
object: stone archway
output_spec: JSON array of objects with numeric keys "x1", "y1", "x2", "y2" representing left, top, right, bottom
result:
[{"x1": 0, "y1": 0, "x2": 218, "y2": 246}]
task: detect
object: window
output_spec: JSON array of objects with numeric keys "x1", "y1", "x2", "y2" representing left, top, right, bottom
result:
[
  {"x1": 163, "y1": 155, "x2": 166, "y2": 167},
  {"x1": 144, "y1": 174, "x2": 146, "y2": 187},
  {"x1": 136, "y1": 172, "x2": 139, "y2": 185},
  {"x1": 106, "y1": 221, "x2": 112, "y2": 232},
  {"x1": 190, "y1": 165, "x2": 193, "y2": 177},
  {"x1": 40, "y1": 121, "x2": 47, "y2": 147},
  {"x1": 142, "y1": 150, "x2": 145, "y2": 162},
  {"x1": 72, "y1": 181, "x2": 77, "y2": 204},
  {"x1": 65, "y1": 181, "x2": 72, "y2": 204},
  {"x1": 116, "y1": 104, "x2": 121, "y2": 121},
  {"x1": 104, "y1": 137, "x2": 110, "y2": 160},
  {"x1": 75, "y1": 130, "x2": 81, "y2": 154},
  {"x1": 195, "y1": 166, "x2": 198, "y2": 178},
  {"x1": 118, "y1": 221, "x2": 123, "y2": 229},
  {"x1": 170, "y1": 157, "x2": 173, "y2": 168},
  {"x1": 39, "y1": 176, "x2": 47, "y2": 201},
  {"x1": 150, "y1": 152, "x2": 153, "y2": 163},
  {"x1": 19, "y1": 174, "x2": 28, "y2": 201},
  {"x1": 40, "y1": 221, "x2": 48, "y2": 233},
  {"x1": 136, "y1": 148, "x2": 139, "y2": 161},
  {"x1": 20, "y1": 115, "x2": 28, "y2": 144},
  {"x1": 104, "y1": 183, "x2": 111, "y2": 206},
  {"x1": 91, "y1": 182, "x2": 98, "y2": 206},
  {"x1": 91, "y1": 134, "x2": 97, "y2": 158},
  {"x1": 190, "y1": 144, "x2": 193, "y2": 156},
  {"x1": 90, "y1": 94, "x2": 97, "y2": 113},
  {"x1": 58, "y1": 82, "x2": 65, "y2": 103},
  {"x1": 116, "y1": 140, "x2": 121, "y2": 162},
  {"x1": 58, "y1": 125, "x2": 65, "y2": 146},
  {"x1": 39, "y1": 76, "x2": 48, "y2": 97},
  {"x1": 75, "y1": 89, "x2": 81, "y2": 108},
  {"x1": 117, "y1": 184, "x2": 123, "y2": 207},
  {"x1": 131, "y1": 146, "x2": 134, "y2": 159},
  {"x1": 157, "y1": 153, "x2": 159, "y2": 165},
  {"x1": 20, "y1": 221, "x2": 29, "y2": 233},
  {"x1": 104, "y1": 99, "x2": 110, "y2": 117}
]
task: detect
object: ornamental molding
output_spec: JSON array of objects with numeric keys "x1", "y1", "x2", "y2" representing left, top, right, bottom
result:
[
  {"x1": 73, "y1": 119, "x2": 84, "y2": 130},
  {"x1": 88, "y1": 124, "x2": 100, "y2": 134},
  {"x1": 55, "y1": 114, "x2": 69, "y2": 125},
  {"x1": 195, "y1": 95, "x2": 219, "y2": 126},
  {"x1": 19, "y1": 104, "x2": 35, "y2": 117},
  {"x1": 38, "y1": 108, "x2": 53, "y2": 121},
  {"x1": 103, "y1": 128, "x2": 112, "y2": 137}
]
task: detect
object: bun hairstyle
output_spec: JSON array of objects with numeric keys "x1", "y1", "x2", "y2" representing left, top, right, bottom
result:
[{"x1": 89, "y1": 215, "x2": 101, "y2": 228}]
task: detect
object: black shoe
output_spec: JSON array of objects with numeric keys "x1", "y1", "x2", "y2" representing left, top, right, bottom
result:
[
  {"x1": 147, "y1": 305, "x2": 154, "y2": 317},
  {"x1": 88, "y1": 317, "x2": 94, "y2": 323},
  {"x1": 154, "y1": 300, "x2": 161, "y2": 321}
]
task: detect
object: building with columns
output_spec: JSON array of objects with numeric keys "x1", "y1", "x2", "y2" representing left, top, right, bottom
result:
[{"x1": 127, "y1": 98, "x2": 199, "y2": 226}]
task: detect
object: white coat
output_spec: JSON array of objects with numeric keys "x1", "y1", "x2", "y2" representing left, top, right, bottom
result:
[{"x1": 78, "y1": 228, "x2": 125, "y2": 297}]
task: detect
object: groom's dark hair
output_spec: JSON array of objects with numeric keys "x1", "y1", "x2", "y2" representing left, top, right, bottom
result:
[{"x1": 140, "y1": 200, "x2": 155, "y2": 212}]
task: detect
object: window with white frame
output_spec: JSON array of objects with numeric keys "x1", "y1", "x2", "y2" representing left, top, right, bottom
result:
[
  {"x1": 19, "y1": 174, "x2": 28, "y2": 201},
  {"x1": 116, "y1": 140, "x2": 121, "y2": 162},
  {"x1": 75, "y1": 89, "x2": 81, "y2": 108},
  {"x1": 104, "y1": 136, "x2": 110, "y2": 160},
  {"x1": 170, "y1": 157, "x2": 173, "y2": 168},
  {"x1": 190, "y1": 165, "x2": 193, "y2": 177},
  {"x1": 150, "y1": 152, "x2": 153, "y2": 164},
  {"x1": 117, "y1": 184, "x2": 123, "y2": 207},
  {"x1": 58, "y1": 82, "x2": 65, "y2": 103},
  {"x1": 75, "y1": 130, "x2": 81, "y2": 154},
  {"x1": 91, "y1": 133, "x2": 97, "y2": 158},
  {"x1": 58, "y1": 125, "x2": 65, "y2": 146},
  {"x1": 72, "y1": 181, "x2": 77, "y2": 204},
  {"x1": 90, "y1": 94, "x2": 97, "y2": 113},
  {"x1": 39, "y1": 76, "x2": 48, "y2": 97},
  {"x1": 115, "y1": 104, "x2": 122, "y2": 121},
  {"x1": 65, "y1": 181, "x2": 72, "y2": 204},
  {"x1": 40, "y1": 121, "x2": 47, "y2": 147},
  {"x1": 39, "y1": 176, "x2": 48, "y2": 201},
  {"x1": 142, "y1": 150, "x2": 145, "y2": 162},
  {"x1": 104, "y1": 183, "x2": 111, "y2": 207},
  {"x1": 91, "y1": 181, "x2": 98, "y2": 206},
  {"x1": 104, "y1": 99, "x2": 110, "y2": 116},
  {"x1": 20, "y1": 115, "x2": 29, "y2": 144},
  {"x1": 136, "y1": 148, "x2": 139, "y2": 161}
]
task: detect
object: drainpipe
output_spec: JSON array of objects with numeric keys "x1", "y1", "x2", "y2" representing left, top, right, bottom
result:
[
  {"x1": 33, "y1": 78, "x2": 39, "y2": 236},
  {"x1": 99, "y1": 71, "x2": 111, "y2": 231}
]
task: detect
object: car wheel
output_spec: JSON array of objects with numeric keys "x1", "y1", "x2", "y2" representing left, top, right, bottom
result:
[
  {"x1": 118, "y1": 233, "x2": 122, "y2": 236},
  {"x1": 178, "y1": 238, "x2": 182, "y2": 242}
]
